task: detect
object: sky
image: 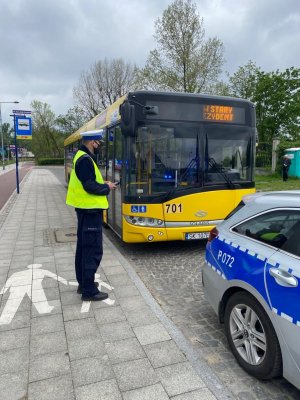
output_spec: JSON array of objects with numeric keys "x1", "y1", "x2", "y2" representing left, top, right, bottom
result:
[{"x1": 0, "y1": 0, "x2": 300, "y2": 124}]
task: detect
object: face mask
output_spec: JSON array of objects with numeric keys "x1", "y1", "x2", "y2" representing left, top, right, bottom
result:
[{"x1": 94, "y1": 143, "x2": 102, "y2": 156}]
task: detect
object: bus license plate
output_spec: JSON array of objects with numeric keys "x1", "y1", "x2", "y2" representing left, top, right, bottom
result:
[{"x1": 185, "y1": 232, "x2": 209, "y2": 240}]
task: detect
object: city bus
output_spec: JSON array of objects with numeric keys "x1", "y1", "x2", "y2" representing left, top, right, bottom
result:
[{"x1": 64, "y1": 91, "x2": 256, "y2": 243}]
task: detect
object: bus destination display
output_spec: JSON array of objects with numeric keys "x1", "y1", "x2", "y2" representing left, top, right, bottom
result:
[{"x1": 202, "y1": 104, "x2": 245, "y2": 124}]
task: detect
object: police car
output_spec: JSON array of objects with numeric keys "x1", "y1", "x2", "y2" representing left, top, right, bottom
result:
[{"x1": 203, "y1": 191, "x2": 300, "y2": 390}]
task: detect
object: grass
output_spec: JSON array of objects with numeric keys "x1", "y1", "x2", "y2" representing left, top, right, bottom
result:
[{"x1": 255, "y1": 174, "x2": 300, "y2": 191}]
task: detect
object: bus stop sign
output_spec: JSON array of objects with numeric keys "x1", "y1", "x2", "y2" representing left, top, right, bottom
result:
[{"x1": 16, "y1": 116, "x2": 32, "y2": 140}]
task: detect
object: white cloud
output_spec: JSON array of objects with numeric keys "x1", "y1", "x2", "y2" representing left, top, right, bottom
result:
[{"x1": 0, "y1": 0, "x2": 299, "y2": 122}]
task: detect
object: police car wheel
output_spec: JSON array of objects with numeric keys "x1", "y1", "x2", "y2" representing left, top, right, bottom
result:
[{"x1": 224, "y1": 292, "x2": 282, "y2": 380}]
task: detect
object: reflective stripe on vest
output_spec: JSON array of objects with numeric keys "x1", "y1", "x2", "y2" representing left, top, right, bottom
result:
[{"x1": 66, "y1": 150, "x2": 109, "y2": 209}]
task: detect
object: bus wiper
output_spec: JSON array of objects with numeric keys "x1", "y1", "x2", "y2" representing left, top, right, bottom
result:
[{"x1": 208, "y1": 157, "x2": 235, "y2": 189}]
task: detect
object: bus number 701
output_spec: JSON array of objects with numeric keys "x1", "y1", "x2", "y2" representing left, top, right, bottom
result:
[{"x1": 165, "y1": 203, "x2": 183, "y2": 213}]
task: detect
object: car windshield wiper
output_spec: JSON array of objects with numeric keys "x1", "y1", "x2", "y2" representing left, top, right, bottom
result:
[{"x1": 208, "y1": 157, "x2": 235, "y2": 189}]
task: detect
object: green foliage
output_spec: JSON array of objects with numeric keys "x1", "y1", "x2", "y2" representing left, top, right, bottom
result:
[
  {"x1": 31, "y1": 100, "x2": 64, "y2": 159},
  {"x1": 56, "y1": 106, "x2": 87, "y2": 137},
  {"x1": 136, "y1": 0, "x2": 225, "y2": 93},
  {"x1": 229, "y1": 63, "x2": 300, "y2": 143},
  {"x1": 36, "y1": 158, "x2": 64, "y2": 165}
]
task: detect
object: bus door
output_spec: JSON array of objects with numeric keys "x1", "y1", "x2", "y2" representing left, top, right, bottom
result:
[{"x1": 106, "y1": 126, "x2": 122, "y2": 236}]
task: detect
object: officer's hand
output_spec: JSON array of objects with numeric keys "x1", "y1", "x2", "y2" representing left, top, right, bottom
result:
[{"x1": 106, "y1": 181, "x2": 117, "y2": 190}]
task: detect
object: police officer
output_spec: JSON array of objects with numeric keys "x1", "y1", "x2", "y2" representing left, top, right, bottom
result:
[{"x1": 66, "y1": 130, "x2": 117, "y2": 301}]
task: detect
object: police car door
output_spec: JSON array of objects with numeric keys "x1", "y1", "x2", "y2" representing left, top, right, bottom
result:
[{"x1": 264, "y1": 215, "x2": 300, "y2": 373}]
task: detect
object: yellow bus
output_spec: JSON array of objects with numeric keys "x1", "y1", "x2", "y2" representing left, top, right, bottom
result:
[{"x1": 64, "y1": 91, "x2": 256, "y2": 243}]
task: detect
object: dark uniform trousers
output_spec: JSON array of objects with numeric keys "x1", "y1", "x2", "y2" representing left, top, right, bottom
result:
[{"x1": 75, "y1": 210, "x2": 103, "y2": 297}]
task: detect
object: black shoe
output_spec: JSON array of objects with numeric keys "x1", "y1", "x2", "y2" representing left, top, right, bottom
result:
[
  {"x1": 81, "y1": 291, "x2": 108, "y2": 301},
  {"x1": 77, "y1": 282, "x2": 99, "y2": 294}
]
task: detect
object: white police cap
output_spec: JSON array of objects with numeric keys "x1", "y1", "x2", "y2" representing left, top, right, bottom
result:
[{"x1": 80, "y1": 129, "x2": 104, "y2": 141}]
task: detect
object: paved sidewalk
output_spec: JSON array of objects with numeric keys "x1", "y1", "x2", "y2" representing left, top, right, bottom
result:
[
  {"x1": 0, "y1": 161, "x2": 26, "y2": 176},
  {"x1": 0, "y1": 168, "x2": 233, "y2": 400}
]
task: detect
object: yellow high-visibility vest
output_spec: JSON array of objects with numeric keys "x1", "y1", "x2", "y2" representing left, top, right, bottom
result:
[{"x1": 66, "y1": 150, "x2": 109, "y2": 209}]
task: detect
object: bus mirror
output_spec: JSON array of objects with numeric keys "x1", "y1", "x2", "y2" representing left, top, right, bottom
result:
[{"x1": 120, "y1": 100, "x2": 136, "y2": 136}]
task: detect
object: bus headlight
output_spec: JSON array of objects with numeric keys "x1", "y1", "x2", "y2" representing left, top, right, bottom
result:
[{"x1": 124, "y1": 215, "x2": 166, "y2": 227}]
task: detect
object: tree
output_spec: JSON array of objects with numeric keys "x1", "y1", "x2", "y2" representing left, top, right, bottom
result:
[
  {"x1": 56, "y1": 106, "x2": 87, "y2": 137},
  {"x1": 136, "y1": 0, "x2": 225, "y2": 93},
  {"x1": 1, "y1": 122, "x2": 14, "y2": 145},
  {"x1": 228, "y1": 60, "x2": 261, "y2": 100},
  {"x1": 31, "y1": 100, "x2": 64, "y2": 158},
  {"x1": 73, "y1": 58, "x2": 138, "y2": 118},
  {"x1": 228, "y1": 63, "x2": 300, "y2": 143},
  {"x1": 254, "y1": 68, "x2": 300, "y2": 142}
]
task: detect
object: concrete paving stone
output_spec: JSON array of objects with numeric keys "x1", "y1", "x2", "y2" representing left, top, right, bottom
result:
[
  {"x1": 28, "y1": 373, "x2": 75, "y2": 400},
  {"x1": 124, "y1": 307, "x2": 159, "y2": 328},
  {"x1": 0, "y1": 347, "x2": 29, "y2": 375},
  {"x1": 0, "y1": 310, "x2": 31, "y2": 332},
  {"x1": 57, "y1": 270, "x2": 76, "y2": 282},
  {"x1": 58, "y1": 281, "x2": 78, "y2": 293},
  {"x1": 71, "y1": 356, "x2": 114, "y2": 387},
  {"x1": 105, "y1": 337, "x2": 146, "y2": 364},
  {"x1": 0, "y1": 295, "x2": 32, "y2": 314},
  {"x1": 113, "y1": 285, "x2": 140, "y2": 299},
  {"x1": 94, "y1": 305, "x2": 126, "y2": 325},
  {"x1": 62, "y1": 302, "x2": 95, "y2": 321},
  {"x1": 75, "y1": 378, "x2": 122, "y2": 400},
  {"x1": 0, "y1": 370, "x2": 28, "y2": 400},
  {"x1": 99, "y1": 320, "x2": 135, "y2": 342},
  {"x1": 102, "y1": 265, "x2": 126, "y2": 276},
  {"x1": 33, "y1": 277, "x2": 59, "y2": 290},
  {"x1": 30, "y1": 330, "x2": 67, "y2": 358},
  {"x1": 113, "y1": 358, "x2": 159, "y2": 392},
  {"x1": 65, "y1": 317, "x2": 99, "y2": 341},
  {"x1": 10, "y1": 261, "x2": 33, "y2": 270},
  {"x1": 143, "y1": 339, "x2": 187, "y2": 368},
  {"x1": 31, "y1": 299, "x2": 62, "y2": 317},
  {"x1": 60, "y1": 290, "x2": 82, "y2": 306},
  {"x1": 171, "y1": 388, "x2": 217, "y2": 400},
  {"x1": 100, "y1": 256, "x2": 122, "y2": 267},
  {"x1": 133, "y1": 322, "x2": 171, "y2": 346},
  {"x1": 156, "y1": 362, "x2": 205, "y2": 397},
  {"x1": 67, "y1": 334, "x2": 106, "y2": 361},
  {"x1": 29, "y1": 351, "x2": 71, "y2": 382},
  {"x1": 123, "y1": 383, "x2": 169, "y2": 400},
  {"x1": 14, "y1": 249, "x2": 33, "y2": 256},
  {"x1": 31, "y1": 313, "x2": 64, "y2": 335},
  {"x1": 33, "y1": 256, "x2": 55, "y2": 264},
  {"x1": 0, "y1": 327, "x2": 30, "y2": 352},
  {"x1": 0, "y1": 258, "x2": 11, "y2": 268},
  {"x1": 91, "y1": 292, "x2": 118, "y2": 309},
  {"x1": 55, "y1": 257, "x2": 75, "y2": 267},
  {"x1": 119, "y1": 296, "x2": 149, "y2": 313},
  {"x1": 32, "y1": 286, "x2": 60, "y2": 302},
  {"x1": 56, "y1": 264, "x2": 74, "y2": 273},
  {"x1": 107, "y1": 273, "x2": 134, "y2": 288}
]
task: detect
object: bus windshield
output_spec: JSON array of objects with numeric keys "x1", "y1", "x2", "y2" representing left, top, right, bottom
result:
[
  {"x1": 204, "y1": 124, "x2": 253, "y2": 185},
  {"x1": 124, "y1": 122, "x2": 253, "y2": 199}
]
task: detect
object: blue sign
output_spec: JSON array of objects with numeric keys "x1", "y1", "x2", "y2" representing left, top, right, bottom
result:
[
  {"x1": 130, "y1": 205, "x2": 147, "y2": 213},
  {"x1": 16, "y1": 116, "x2": 32, "y2": 139}
]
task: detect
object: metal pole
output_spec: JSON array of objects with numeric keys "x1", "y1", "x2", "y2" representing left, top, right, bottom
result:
[
  {"x1": 13, "y1": 115, "x2": 20, "y2": 194},
  {"x1": 0, "y1": 104, "x2": 4, "y2": 170}
]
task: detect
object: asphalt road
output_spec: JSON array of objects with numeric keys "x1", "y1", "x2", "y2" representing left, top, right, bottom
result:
[{"x1": 48, "y1": 167, "x2": 300, "y2": 399}]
